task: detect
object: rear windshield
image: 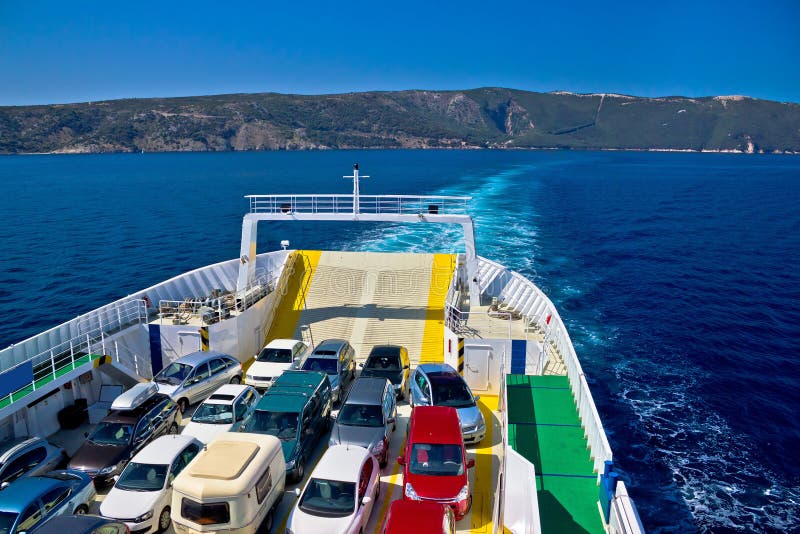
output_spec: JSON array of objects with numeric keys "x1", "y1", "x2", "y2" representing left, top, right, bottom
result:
[
  {"x1": 257, "y1": 348, "x2": 292, "y2": 363},
  {"x1": 299, "y1": 478, "x2": 356, "y2": 517},
  {"x1": 364, "y1": 354, "x2": 401, "y2": 371},
  {"x1": 245, "y1": 410, "x2": 299, "y2": 441},
  {"x1": 338, "y1": 403, "x2": 383, "y2": 427},
  {"x1": 431, "y1": 378, "x2": 474, "y2": 408},
  {"x1": 302, "y1": 358, "x2": 338, "y2": 374},
  {"x1": 181, "y1": 498, "x2": 230, "y2": 525},
  {"x1": 408, "y1": 443, "x2": 464, "y2": 476}
]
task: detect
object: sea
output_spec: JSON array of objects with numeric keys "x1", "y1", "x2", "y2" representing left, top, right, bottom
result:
[{"x1": 1, "y1": 150, "x2": 798, "y2": 533}]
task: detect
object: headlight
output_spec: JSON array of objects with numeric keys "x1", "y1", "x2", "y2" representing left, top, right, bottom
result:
[
  {"x1": 246, "y1": 374, "x2": 253, "y2": 380},
  {"x1": 286, "y1": 459, "x2": 295, "y2": 470},
  {"x1": 456, "y1": 484, "x2": 469, "y2": 501},
  {"x1": 405, "y1": 482, "x2": 420, "y2": 500},
  {"x1": 98, "y1": 464, "x2": 118, "y2": 475},
  {"x1": 133, "y1": 510, "x2": 154, "y2": 523}
]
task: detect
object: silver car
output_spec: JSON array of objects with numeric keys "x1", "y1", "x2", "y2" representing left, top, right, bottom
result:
[
  {"x1": 329, "y1": 377, "x2": 396, "y2": 467},
  {"x1": 409, "y1": 363, "x2": 486, "y2": 445},
  {"x1": 153, "y1": 351, "x2": 242, "y2": 413},
  {"x1": 0, "y1": 437, "x2": 66, "y2": 488},
  {"x1": 299, "y1": 339, "x2": 356, "y2": 403}
]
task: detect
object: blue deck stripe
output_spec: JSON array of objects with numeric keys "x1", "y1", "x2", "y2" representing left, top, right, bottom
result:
[{"x1": 510, "y1": 339, "x2": 527, "y2": 374}]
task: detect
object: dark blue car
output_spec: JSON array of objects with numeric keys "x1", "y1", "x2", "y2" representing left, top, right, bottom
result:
[{"x1": 0, "y1": 470, "x2": 96, "y2": 534}]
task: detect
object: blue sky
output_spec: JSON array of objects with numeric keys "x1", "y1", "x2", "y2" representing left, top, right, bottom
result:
[{"x1": 1, "y1": 0, "x2": 798, "y2": 105}]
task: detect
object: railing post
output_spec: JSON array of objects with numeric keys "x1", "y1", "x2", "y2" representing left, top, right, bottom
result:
[{"x1": 50, "y1": 349, "x2": 56, "y2": 383}]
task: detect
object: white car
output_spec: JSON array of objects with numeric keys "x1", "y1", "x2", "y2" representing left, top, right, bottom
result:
[
  {"x1": 100, "y1": 434, "x2": 202, "y2": 533},
  {"x1": 181, "y1": 384, "x2": 260, "y2": 444},
  {"x1": 245, "y1": 339, "x2": 307, "y2": 389},
  {"x1": 287, "y1": 445, "x2": 379, "y2": 534}
]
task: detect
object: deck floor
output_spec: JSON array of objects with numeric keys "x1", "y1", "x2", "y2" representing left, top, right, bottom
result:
[{"x1": 506, "y1": 374, "x2": 603, "y2": 534}]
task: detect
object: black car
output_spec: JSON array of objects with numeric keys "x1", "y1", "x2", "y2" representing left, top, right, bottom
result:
[
  {"x1": 30, "y1": 514, "x2": 128, "y2": 534},
  {"x1": 359, "y1": 345, "x2": 410, "y2": 399}
]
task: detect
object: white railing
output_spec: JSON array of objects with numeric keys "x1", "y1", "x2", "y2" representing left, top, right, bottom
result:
[
  {"x1": 475, "y1": 256, "x2": 613, "y2": 475},
  {"x1": 247, "y1": 194, "x2": 471, "y2": 216},
  {"x1": 445, "y1": 307, "x2": 514, "y2": 340},
  {"x1": 608, "y1": 481, "x2": 645, "y2": 534},
  {"x1": 0, "y1": 299, "x2": 149, "y2": 406}
]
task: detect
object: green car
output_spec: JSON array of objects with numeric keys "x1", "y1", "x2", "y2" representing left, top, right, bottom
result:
[{"x1": 241, "y1": 370, "x2": 332, "y2": 481}]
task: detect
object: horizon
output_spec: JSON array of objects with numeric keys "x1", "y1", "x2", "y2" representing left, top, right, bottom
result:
[{"x1": 1, "y1": 0, "x2": 798, "y2": 106}]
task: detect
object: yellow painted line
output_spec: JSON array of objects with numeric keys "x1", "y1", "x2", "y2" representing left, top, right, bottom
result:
[
  {"x1": 470, "y1": 395, "x2": 498, "y2": 533},
  {"x1": 373, "y1": 438, "x2": 407, "y2": 534},
  {"x1": 242, "y1": 250, "x2": 322, "y2": 374},
  {"x1": 419, "y1": 253, "x2": 455, "y2": 364}
]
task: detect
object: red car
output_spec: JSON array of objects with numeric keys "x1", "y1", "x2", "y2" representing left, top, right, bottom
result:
[
  {"x1": 397, "y1": 406, "x2": 474, "y2": 520},
  {"x1": 382, "y1": 499, "x2": 456, "y2": 534}
]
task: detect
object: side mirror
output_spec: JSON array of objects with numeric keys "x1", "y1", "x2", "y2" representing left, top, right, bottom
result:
[
  {"x1": 419, "y1": 396, "x2": 428, "y2": 405},
  {"x1": 396, "y1": 456, "x2": 405, "y2": 466},
  {"x1": 113, "y1": 474, "x2": 120, "y2": 483},
  {"x1": 386, "y1": 417, "x2": 395, "y2": 425},
  {"x1": 0, "y1": 481, "x2": 9, "y2": 490},
  {"x1": 330, "y1": 412, "x2": 337, "y2": 420},
  {"x1": 362, "y1": 496, "x2": 372, "y2": 505},
  {"x1": 467, "y1": 459, "x2": 475, "y2": 469},
  {"x1": 294, "y1": 488, "x2": 301, "y2": 497},
  {"x1": 474, "y1": 395, "x2": 481, "y2": 402},
  {"x1": 358, "y1": 362, "x2": 364, "y2": 368},
  {"x1": 403, "y1": 365, "x2": 409, "y2": 369}
]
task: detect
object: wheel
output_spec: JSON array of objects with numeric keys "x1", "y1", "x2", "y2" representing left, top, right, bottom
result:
[
  {"x1": 294, "y1": 459, "x2": 305, "y2": 482},
  {"x1": 261, "y1": 509, "x2": 274, "y2": 533},
  {"x1": 230, "y1": 375, "x2": 241, "y2": 385},
  {"x1": 157, "y1": 506, "x2": 171, "y2": 533},
  {"x1": 168, "y1": 422, "x2": 178, "y2": 434},
  {"x1": 74, "y1": 504, "x2": 88, "y2": 515},
  {"x1": 178, "y1": 398, "x2": 189, "y2": 414}
]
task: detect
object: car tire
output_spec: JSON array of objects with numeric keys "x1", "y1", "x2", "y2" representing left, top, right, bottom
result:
[
  {"x1": 260, "y1": 509, "x2": 274, "y2": 534},
  {"x1": 294, "y1": 460, "x2": 305, "y2": 482},
  {"x1": 230, "y1": 375, "x2": 241, "y2": 384},
  {"x1": 178, "y1": 398, "x2": 189, "y2": 414},
  {"x1": 157, "y1": 506, "x2": 171, "y2": 533},
  {"x1": 168, "y1": 422, "x2": 179, "y2": 434},
  {"x1": 74, "y1": 504, "x2": 88, "y2": 515}
]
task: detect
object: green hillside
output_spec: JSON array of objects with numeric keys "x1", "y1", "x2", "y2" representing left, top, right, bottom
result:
[{"x1": 1, "y1": 88, "x2": 798, "y2": 154}]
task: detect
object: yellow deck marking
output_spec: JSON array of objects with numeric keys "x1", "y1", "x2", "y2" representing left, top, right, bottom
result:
[
  {"x1": 419, "y1": 253, "x2": 455, "y2": 364},
  {"x1": 242, "y1": 250, "x2": 321, "y2": 373},
  {"x1": 373, "y1": 438, "x2": 407, "y2": 534},
  {"x1": 471, "y1": 395, "x2": 498, "y2": 533}
]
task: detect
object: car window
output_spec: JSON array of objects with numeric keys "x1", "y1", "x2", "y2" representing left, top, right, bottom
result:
[
  {"x1": 383, "y1": 390, "x2": 393, "y2": 419},
  {"x1": 194, "y1": 362, "x2": 211, "y2": 381},
  {"x1": 17, "y1": 503, "x2": 43, "y2": 532},
  {"x1": 1, "y1": 449, "x2": 39, "y2": 482},
  {"x1": 135, "y1": 412, "x2": 154, "y2": 440},
  {"x1": 171, "y1": 443, "x2": 201, "y2": 478},
  {"x1": 27, "y1": 447, "x2": 47, "y2": 467},
  {"x1": 234, "y1": 397, "x2": 247, "y2": 422},
  {"x1": 209, "y1": 359, "x2": 226, "y2": 375},
  {"x1": 358, "y1": 459, "x2": 373, "y2": 499},
  {"x1": 41, "y1": 485, "x2": 70, "y2": 513}
]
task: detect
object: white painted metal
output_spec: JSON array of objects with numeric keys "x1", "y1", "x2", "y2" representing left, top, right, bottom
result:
[
  {"x1": 504, "y1": 448, "x2": 543, "y2": 534},
  {"x1": 464, "y1": 345, "x2": 492, "y2": 390}
]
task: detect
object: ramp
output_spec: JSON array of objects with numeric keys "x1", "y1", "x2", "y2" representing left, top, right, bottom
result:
[{"x1": 266, "y1": 251, "x2": 454, "y2": 363}]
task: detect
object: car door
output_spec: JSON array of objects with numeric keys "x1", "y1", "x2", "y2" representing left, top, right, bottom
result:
[
  {"x1": 165, "y1": 442, "x2": 201, "y2": 509},
  {"x1": 40, "y1": 484, "x2": 71, "y2": 519},
  {"x1": 149, "y1": 398, "x2": 173, "y2": 437},
  {"x1": 411, "y1": 371, "x2": 432, "y2": 406},
  {"x1": 187, "y1": 362, "x2": 213, "y2": 403},
  {"x1": 355, "y1": 457, "x2": 378, "y2": 530},
  {"x1": 16, "y1": 501, "x2": 45, "y2": 533},
  {"x1": 0, "y1": 446, "x2": 46, "y2": 485}
]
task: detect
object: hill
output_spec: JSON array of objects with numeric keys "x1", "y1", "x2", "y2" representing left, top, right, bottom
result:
[{"x1": 1, "y1": 88, "x2": 798, "y2": 154}]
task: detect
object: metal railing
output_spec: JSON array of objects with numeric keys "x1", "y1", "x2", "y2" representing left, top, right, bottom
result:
[
  {"x1": 0, "y1": 299, "x2": 149, "y2": 407},
  {"x1": 247, "y1": 194, "x2": 471, "y2": 216}
]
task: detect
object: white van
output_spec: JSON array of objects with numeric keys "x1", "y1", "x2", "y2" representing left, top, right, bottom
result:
[{"x1": 171, "y1": 432, "x2": 285, "y2": 534}]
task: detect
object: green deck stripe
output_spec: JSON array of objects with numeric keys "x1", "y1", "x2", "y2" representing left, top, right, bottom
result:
[
  {"x1": 0, "y1": 353, "x2": 102, "y2": 409},
  {"x1": 506, "y1": 373, "x2": 604, "y2": 534}
]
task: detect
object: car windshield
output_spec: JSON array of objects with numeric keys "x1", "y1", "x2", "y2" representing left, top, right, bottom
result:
[
  {"x1": 245, "y1": 410, "x2": 298, "y2": 441},
  {"x1": 257, "y1": 348, "x2": 293, "y2": 363},
  {"x1": 88, "y1": 422, "x2": 133, "y2": 445},
  {"x1": 431, "y1": 378, "x2": 475, "y2": 408},
  {"x1": 154, "y1": 362, "x2": 192, "y2": 385},
  {"x1": 115, "y1": 461, "x2": 168, "y2": 491},
  {"x1": 299, "y1": 478, "x2": 356, "y2": 517},
  {"x1": 408, "y1": 443, "x2": 464, "y2": 476},
  {"x1": 337, "y1": 403, "x2": 383, "y2": 427},
  {"x1": 302, "y1": 358, "x2": 338, "y2": 374},
  {"x1": 364, "y1": 354, "x2": 401, "y2": 371},
  {"x1": 192, "y1": 402, "x2": 233, "y2": 424},
  {"x1": 0, "y1": 511, "x2": 17, "y2": 534}
]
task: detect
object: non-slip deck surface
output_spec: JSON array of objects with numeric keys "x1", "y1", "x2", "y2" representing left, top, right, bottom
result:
[{"x1": 506, "y1": 374, "x2": 603, "y2": 534}]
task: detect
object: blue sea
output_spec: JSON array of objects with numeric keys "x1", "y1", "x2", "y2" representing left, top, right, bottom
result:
[{"x1": 1, "y1": 150, "x2": 798, "y2": 532}]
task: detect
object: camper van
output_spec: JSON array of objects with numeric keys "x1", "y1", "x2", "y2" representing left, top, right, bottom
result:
[{"x1": 171, "y1": 432, "x2": 285, "y2": 534}]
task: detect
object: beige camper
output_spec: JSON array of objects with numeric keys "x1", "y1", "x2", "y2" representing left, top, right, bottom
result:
[{"x1": 171, "y1": 432, "x2": 285, "y2": 533}]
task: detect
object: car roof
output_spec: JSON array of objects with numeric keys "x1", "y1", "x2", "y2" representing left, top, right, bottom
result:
[
  {"x1": 409, "y1": 406, "x2": 462, "y2": 444},
  {"x1": 311, "y1": 339, "x2": 349, "y2": 355},
  {"x1": 102, "y1": 393, "x2": 171, "y2": 424},
  {"x1": 201, "y1": 384, "x2": 252, "y2": 404},
  {"x1": 25, "y1": 514, "x2": 122, "y2": 534},
  {"x1": 0, "y1": 476, "x2": 64, "y2": 512},
  {"x1": 386, "y1": 500, "x2": 448, "y2": 531},
  {"x1": 416, "y1": 363, "x2": 457, "y2": 376},
  {"x1": 310, "y1": 445, "x2": 369, "y2": 482},
  {"x1": 130, "y1": 434, "x2": 200, "y2": 464},
  {"x1": 171, "y1": 350, "x2": 235, "y2": 367},
  {"x1": 263, "y1": 339, "x2": 304, "y2": 350},
  {"x1": 272, "y1": 370, "x2": 326, "y2": 390},
  {"x1": 344, "y1": 377, "x2": 389, "y2": 405},
  {"x1": 256, "y1": 390, "x2": 309, "y2": 413},
  {"x1": 0, "y1": 437, "x2": 43, "y2": 458}
]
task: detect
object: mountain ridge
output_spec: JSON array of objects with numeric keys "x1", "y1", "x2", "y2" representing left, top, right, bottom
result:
[{"x1": 1, "y1": 87, "x2": 798, "y2": 154}]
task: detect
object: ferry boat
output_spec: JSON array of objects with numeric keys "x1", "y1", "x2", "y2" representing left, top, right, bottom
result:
[{"x1": 0, "y1": 165, "x2": 644, "y2": 534}]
